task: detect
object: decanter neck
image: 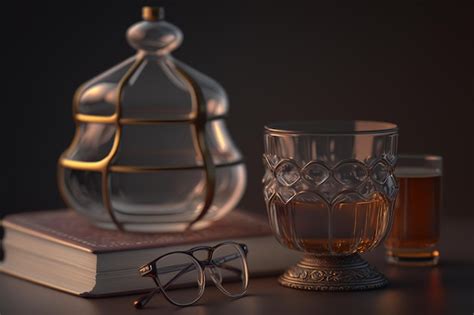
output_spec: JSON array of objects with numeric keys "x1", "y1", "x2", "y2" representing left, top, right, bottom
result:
[{"x1": 126, "y1": 7, "x2": 183, "y2": 56}]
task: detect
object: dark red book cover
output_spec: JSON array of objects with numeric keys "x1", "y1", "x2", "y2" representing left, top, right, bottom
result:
[{"x1": 1, "y1": 209, "x2": 271, "y2": 254}]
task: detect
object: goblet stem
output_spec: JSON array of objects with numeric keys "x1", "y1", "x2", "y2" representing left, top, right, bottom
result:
[{"x1": 279, "y1": 253, "x2": 388, "y2": 291}]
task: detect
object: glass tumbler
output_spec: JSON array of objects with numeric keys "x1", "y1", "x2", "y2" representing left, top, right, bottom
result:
[
  {"x1": 263, "y1": 121, "x2": 398, "y2": 291},
  {"x1": 385, "y1": 155, "x2": 442, "y2": 266}
]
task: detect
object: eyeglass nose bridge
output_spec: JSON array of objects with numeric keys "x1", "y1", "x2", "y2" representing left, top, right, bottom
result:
[{"x1": 189, "y1": 247, "x2": 215, "y2": 266}]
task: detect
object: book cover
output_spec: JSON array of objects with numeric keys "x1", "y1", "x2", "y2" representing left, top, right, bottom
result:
[{"x1": 1, "y1": 209, "x2": 272, "y2": 253}]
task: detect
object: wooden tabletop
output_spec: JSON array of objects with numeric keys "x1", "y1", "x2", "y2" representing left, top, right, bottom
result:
[{"x1": 1, "y1": 217, "x2": 473, "y2": 315}]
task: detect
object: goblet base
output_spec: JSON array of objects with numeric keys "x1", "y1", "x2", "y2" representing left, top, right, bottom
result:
[{"x1": 279, "y1": 253, "x2": 388, "y2": 291}]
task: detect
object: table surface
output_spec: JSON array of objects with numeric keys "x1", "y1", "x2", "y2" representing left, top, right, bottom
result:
[{"x1": 1, "y1": 217, "x2": 473, "y2": 315}]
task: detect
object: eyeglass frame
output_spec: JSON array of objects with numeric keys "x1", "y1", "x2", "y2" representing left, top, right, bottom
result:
[{"x1": 133, "y1": 241, "x2": 249, "y2": 308}]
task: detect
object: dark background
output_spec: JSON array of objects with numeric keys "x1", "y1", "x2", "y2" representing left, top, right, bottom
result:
[{"x1": 1, "y1": 1, "x2": 473, "y2": 218}]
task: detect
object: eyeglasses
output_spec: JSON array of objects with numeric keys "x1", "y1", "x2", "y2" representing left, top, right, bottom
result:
[{"x1": 133, "y1": 242, "x2": 249, "y2": 308}]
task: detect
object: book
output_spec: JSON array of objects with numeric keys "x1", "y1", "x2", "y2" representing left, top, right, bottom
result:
[{"x1": 0, "y1": 209, "x2": 300, "y2": 297}]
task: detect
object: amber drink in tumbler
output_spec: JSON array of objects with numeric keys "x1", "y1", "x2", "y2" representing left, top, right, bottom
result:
[{"x1": 385, "y1": 155, "x2": 442, "y2": 266}]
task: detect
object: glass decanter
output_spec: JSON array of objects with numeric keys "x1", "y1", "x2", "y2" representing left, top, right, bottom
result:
[{"x1": 58, "y1": 7, "x2": 246, "y2": 232}]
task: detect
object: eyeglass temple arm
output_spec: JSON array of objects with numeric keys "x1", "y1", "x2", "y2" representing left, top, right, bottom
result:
[
  {"x1": 212, "y1": 262, "x2": 241, "y2": 274},
  {"x1": 210, "y1": 253, "x2": 245, "y2": 274},
  {"x1": 133, "y1": 263, "x2": 195, "y2": 309}
]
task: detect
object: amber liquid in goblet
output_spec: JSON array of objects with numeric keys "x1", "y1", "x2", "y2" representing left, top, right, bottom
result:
[
  {"x1": 269, "y1": 193, "x2": 390, "y2": 255},
  {"x1": 385, "y1": 167, "x2": 441, "y2": 266}
]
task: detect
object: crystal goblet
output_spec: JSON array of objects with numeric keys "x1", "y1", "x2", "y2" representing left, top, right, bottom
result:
[{"x1": 263, "y1": 121, "x2": 398, "y2": 290}]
